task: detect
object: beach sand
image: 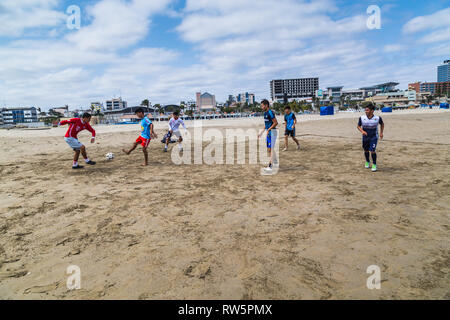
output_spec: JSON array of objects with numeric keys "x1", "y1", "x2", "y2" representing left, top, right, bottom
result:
[{"x1": 0, "y1": 110, "x2": 449, "y2": 299}]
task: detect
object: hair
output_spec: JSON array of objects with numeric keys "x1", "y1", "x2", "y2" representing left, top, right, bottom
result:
[
  {"x1": 366, "y1": 103, "x2": 375, "y2": 111},
  {"x1": 261, "y1": 99, "x2": 270, "y2": 108},
  {"x1": 82, "y1": 112, "x2": 92, "y2": 119},
  {"x1": 135, "y1": 108, "x2": 145, "y2": 114},
  {"x1": 173, "y1": 111, "x2": 179, "y2": 116},
  {"x1": 285, "y1": 106, "x2": 291, "y2": 110}
]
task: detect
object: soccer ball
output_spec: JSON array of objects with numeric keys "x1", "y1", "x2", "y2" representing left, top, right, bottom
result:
[{"x1": 105, "y1": 153, "x2": 115, "y2": 160}]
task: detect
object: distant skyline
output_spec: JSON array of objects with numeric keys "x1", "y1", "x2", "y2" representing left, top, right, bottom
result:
[{"x1": 0, "y1": 0, "x2": 449, "y2": 110}]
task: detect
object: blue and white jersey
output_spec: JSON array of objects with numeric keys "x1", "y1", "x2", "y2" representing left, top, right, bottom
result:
[
  {"x1": 264, "y1": 110, "x2": 277, "y2": 131},
  {"x1": 358, "y1": 115, "x2": 384, "y2": 138}
]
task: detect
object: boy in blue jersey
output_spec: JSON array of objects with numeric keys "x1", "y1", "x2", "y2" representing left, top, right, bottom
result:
[
  {"x1": 122, "y1": 108, "x2": 158, "y2": 166},
  {"x1": 258, "y1": 99, "x2": 278, "y2": 172},
  {"x1": 357, "y1": 103, "x2": 384, "y2": 172},
  {"x1": 283, "y1": 106, "x2": 300, "y2": 151}
]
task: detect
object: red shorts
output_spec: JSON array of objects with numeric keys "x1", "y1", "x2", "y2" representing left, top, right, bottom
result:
[{"x1": 136, "y1": 136, "x2": 151, "y2": 148}]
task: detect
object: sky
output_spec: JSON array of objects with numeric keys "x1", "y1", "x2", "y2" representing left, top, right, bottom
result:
[{"x1": 0, "y1": 0, "x2": 449, "y2": 110}]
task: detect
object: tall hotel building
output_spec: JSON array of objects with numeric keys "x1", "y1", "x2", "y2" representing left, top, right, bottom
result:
[
  {"x1": 437, "y1": 60, "x2": 450, "y2": 82},
  {"x1": 270, "y1": 77, "x2": 319, "y2": 102}
]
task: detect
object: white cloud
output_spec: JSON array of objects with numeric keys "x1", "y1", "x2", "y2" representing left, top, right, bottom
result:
[
  {"x1": 177, "y1": 0, "x2": 364, "y2": 43},
  {"x1": 0, "y1": 1, "x2": 448, "y2": 109},
  {"x1": 0, "y1": 0, "x2": 66, "y2": 37},
  {"x1": 67, "y1": 0, "x2": 171, "y2": 50},
  {"x1": 403, "y1": 7, "x2": 450, "y2": 34}
]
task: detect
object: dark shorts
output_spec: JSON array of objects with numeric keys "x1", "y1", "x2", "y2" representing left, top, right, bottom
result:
[
  {"x1": 285, "y1": 128, "x2": 296, "y2": 137},
  {"x1": 363, "y1": 136, "x2": 378, "y2": 152}
]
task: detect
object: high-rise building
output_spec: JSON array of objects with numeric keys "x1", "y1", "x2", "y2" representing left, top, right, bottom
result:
[
  {"x1": 270, "y1": 78, "x2": 319, "y2": 102},
  {"x1": 236, "y1": 92, "x2": 255, "y2": 105},
  {"x1": 437, "y1": 60, "x2": 450, "y2": 82},
  {"x1": 106, "y1": 97, "x2": 127, "y2": 111}
]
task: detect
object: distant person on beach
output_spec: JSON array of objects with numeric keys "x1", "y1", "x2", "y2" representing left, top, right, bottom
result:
[
  {"x1": 258, "y1": 99, "x2": 278, "y2": 172},
  {"x1": 357, "y1": 103, "x2": 384, "y2": 172},
  {"x1": 164, "y1": 111, "x2": 187, "y2": 152},
  {"x1": 283, "y1": 106, "x2": 300, "y2": 151},
  {"x1": 122, "y1": 108, "x2": 157, "y2": 166},
  {"x1": 59, "y1": 113, "x2": 96, "y2": 169}
]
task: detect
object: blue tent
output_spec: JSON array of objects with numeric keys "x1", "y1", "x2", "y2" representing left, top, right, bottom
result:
[
  {"x1": 382, "y1": 107, "x2": 393, "y2": 113},
  {"x1": 320, "y1": 106, "x2": 334, "y2": 116},
  {"x1": 440, "y1": 103, "x2": 449, "y2": 109}
]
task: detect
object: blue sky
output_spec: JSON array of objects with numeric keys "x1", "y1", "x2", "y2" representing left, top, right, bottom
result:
[{"x1": 0, "y1": 0, "x2": 449, "y2": 109}]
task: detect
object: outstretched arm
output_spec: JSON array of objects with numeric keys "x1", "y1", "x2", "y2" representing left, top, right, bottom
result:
[{"x1": 59, "y1": 118, "x2": 75, "y2": 126}]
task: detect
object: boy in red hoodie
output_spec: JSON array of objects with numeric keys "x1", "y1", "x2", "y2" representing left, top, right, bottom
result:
[{"x1": 59, "y1": 112, "x2": 97, "y2": 169}]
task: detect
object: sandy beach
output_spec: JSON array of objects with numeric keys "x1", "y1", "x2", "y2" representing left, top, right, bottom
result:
[{"x1": 0, "y1": 109, "x2": 449, "y2": 299}]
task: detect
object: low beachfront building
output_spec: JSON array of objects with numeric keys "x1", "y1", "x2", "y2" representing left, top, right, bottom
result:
[
  {"x1": 367, "y1": 90, "x2": 418, "y2": 107},
  {"x1": 1, "y1": 107, "x2": 38, "y2": 124}
]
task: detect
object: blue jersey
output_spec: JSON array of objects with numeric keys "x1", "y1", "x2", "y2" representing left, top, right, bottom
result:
[
  {"x1": 284, "y1": 113, "x2": 296, "y2": 130},
  {"x1": 264, "y1": 110, "x2": 277, "y2": 131},
  {"x1": 140, "y1": 117, "x2": 152, "y2": 139},
  {"x1": 358, "y1": 115, "x2": 383, "y2": 138}
]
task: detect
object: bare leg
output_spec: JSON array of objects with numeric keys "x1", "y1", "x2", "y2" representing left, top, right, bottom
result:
[
  {"x1": 80, "y1": 145, "x2": 88, "y2": 159},
  {"x1": 74, "y1": 150, "x2": 81, "y2": 163},
  {"x1": 142, "y1": 147, "x2": 149, "y2": 166},
  {"x1": 268, "y1": 148, "x2": 273, "y2": 166},
  {"x1": 123, "y1": 142, "x2": 138, "y2": 155},
  {"x1": 292, "y1": 137, "x2": 300, "y2": 147},
  {"x1": 284, "y1": 136, "x2": 288, "y2": 149}
]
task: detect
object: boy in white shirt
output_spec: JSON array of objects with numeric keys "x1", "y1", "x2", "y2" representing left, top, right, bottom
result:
[{"x1": 164, "y1": 111, "x2": 187, "y2": 152}]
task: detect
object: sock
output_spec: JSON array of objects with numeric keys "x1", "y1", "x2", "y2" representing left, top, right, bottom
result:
[
  {"x1": 164, "y1": 145, "x2": 168, "y2": 150},
  {"x1": 371, "y1": 153, "x2": 377, "y2": 165},
  {"x1": 73, "y1": 161, "x2": 78, "y2": 167},
  {"x1": 85, "y1": 158, "x2": 90, "y2": 163},
  {"x1": 365, "y1": 152, "x2": 370, "y2": 163},
  {"x1": 178, "y1": 144, "x2": 183, "y2": 150}
]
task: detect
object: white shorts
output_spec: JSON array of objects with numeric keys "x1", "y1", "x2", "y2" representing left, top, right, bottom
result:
[
  {"x1": 172, "y1": 131, "x2": 182, "y2": 139},
  {"x1": 65, "y1": 137, "x2": 83, "y2": 150}
]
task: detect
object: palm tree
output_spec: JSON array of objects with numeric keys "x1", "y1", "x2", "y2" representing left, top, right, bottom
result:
[{"x1": 141, "y1": 99, "x2": 149, "y2": 108}]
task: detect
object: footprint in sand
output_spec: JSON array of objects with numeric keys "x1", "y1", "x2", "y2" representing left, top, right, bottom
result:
[{"x1": 24, "y1": 282, "x2": 59, "y2": 294}]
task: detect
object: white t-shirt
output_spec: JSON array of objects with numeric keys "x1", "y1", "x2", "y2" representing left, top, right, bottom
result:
[{"x1": 168, "y1": 118, "x2": 187, "y2": 132}]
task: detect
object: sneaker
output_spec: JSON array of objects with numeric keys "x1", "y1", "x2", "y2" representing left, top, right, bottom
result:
[
  {"x1": 297, "y1": 144, "x2": 301, "y2": 150},
  {"x1": 371, "y1": 164, "x2": 377, "y2": 172},
  {"x1": 164, "y1": 148, "x2": 168, "y2": 153},
  {"x1": 365, "y1": 161, "x2": 370, "y2": 169},
  {"x1": 72, "y1": 165, "x2": 84, "y2": 169},
  {"x1": 86, "y1": 160, "x2": 96, "y2": 165},
  {"x1": 263, "y1": 166, "x2": 273, "y2": 172},
  {"x1": 282, "y1": 148, "x2": 288, "y2": 152}
]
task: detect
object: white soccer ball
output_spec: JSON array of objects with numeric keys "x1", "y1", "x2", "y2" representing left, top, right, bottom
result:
[{"x1": 105, "y1": 153, "x2": 115, "y2": 160}]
